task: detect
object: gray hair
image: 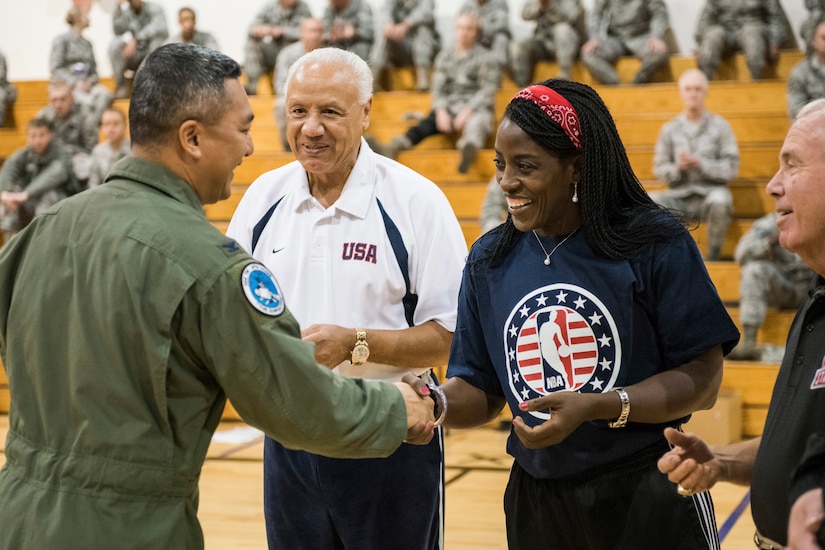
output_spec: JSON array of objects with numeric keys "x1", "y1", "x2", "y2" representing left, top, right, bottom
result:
[
  {"x1": 795, "y1": 98, "x2": 825, "y2": 123},
  {"x1": 283, "y1": 47, "x2": 373, "y2": 104},
  {"x1": 129, "y1": 43, "x2": 241, "y2": 148}
]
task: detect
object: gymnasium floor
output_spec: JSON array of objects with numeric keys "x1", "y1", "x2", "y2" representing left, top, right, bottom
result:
[{"x1": 0, "y1": 415, "x2": 756, "y2": 548}]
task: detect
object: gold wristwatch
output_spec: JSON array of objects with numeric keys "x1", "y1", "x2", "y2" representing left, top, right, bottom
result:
[{"x1": 351, "y1": 328, "x2": 369, "y2": 365}]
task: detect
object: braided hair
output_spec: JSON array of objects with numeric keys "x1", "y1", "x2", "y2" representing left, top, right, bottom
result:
[{"x1": 486, "y1": 79, "x2": 685, "y2": 267}]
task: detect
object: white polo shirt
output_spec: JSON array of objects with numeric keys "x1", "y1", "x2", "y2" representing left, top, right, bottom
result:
[{"x1": 227, "y1": 139, "x2": 467, "y2": 380}]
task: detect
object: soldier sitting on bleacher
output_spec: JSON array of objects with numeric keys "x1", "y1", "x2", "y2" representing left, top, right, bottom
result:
[
  {"x1": 166, "y1": 7, "x2": 219, "y2": 51},
  {"x1": 51, "y1": 6, "x2": 114, "y2": 126},
  {"x1": 457, "y1": 0, "x2": 510, "y2": 70},
  {"x1": 580, "y1": 0, "x2": 672, "y2": 85},
  {"x1": 371, "y1": 0, "x2": 440, "y2": 92},
  {"x1": 511, "y1": 0, "x2": 586, "y2": 85},
  {"x1": 108, "y1": 0, "x2": 169, "y2": 99},
  {"x1": 800, "y1": 0, "x2": 825, "y2": 50},
  {"x1": 87, "y1": 107, "x2": 130, "y2": 189},
  {"x1": 728, "y1": 213, "x2": 814, "y2": 361},
  {"x1": 694, "y1": 0, "x2": 789, "y2": 81},
  {"x1": 0, "y1": 50, "x2": 17, "y2": 128},
  {"x1": 37, "y1": 80, "x2": 99, "y2": 190},
  {"x1": 273, "y1": 17, "x2": 324, "y2": 152},
  {"x1": 787, "y1": 19, "x2": 825, "y2": 120},
  {"x1": 0, "y1": 118, "x2": 75, "y2": 244},
  {"x1": 322, "y1": 0, "x2": 375, "y2": 63},
  {"x1": 374, "y1": 12, "x2": 500, "y2": 174},
  {"x1": 243, "y1": 0, "x2": 312, "y2": 96},
  {"x1": 478, "y1": 175, "x2": 506, "y2": 234},
  {"x1": 650, "y1": 69, "x2": 739, "y2": 261}
]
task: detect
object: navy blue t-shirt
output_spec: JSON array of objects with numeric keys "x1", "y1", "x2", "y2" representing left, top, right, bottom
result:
[{"x1": 447, "y1": 227, "x2": 740, "y2": 479}]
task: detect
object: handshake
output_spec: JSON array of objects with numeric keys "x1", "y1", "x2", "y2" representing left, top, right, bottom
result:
[{"x1": 392, "y1": 374, "x2": 448, "y2": 445}]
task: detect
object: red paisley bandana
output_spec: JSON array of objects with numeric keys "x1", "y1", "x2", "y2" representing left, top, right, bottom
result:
[{"x1": 513, "y1": 85, "x2": 582, "y2": 151}]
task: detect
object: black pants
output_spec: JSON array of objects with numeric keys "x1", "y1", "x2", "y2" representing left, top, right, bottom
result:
[
  {"x1": 505, "y1": 441, "x2": 720, "y2": 550},
  {"x1": 405, "y1": 110, "x2": 443, "y2": 146}
]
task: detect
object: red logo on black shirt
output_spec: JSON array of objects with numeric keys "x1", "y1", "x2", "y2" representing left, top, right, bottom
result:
[{"x1": 810, "y1": 356, "x2": 825, "y2": 389}]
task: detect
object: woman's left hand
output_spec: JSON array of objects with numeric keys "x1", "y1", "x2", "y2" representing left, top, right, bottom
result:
[{"x1": 511, "y1": 391, "x2": 593, "y2": 449}]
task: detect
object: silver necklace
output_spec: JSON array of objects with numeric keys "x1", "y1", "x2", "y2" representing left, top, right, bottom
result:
[{"x1": 532, "y1": 228, "x2": 578, "y2": 266}]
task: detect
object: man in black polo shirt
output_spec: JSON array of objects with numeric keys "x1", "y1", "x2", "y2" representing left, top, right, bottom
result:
[{"x1": 657, "y1": 97, "x2": 825, "y2": 549}]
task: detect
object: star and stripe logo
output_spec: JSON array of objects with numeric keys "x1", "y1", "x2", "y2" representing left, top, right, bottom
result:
[{"x1": 503, "y1": 283, "x2": 621, "y2": 420}]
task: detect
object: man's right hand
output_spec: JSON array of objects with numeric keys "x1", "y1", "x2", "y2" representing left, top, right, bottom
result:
[
  {"x1": 657, "y1": 427, "x2": 722, "y2": 494},
  {"x1": 393, "y1": 377, "x2": 435, "y2": 445}
]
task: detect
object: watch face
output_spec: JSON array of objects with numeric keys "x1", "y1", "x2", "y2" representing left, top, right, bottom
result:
[{"x1": 352, "y1": 343, "x2": 369, "y2": 364}]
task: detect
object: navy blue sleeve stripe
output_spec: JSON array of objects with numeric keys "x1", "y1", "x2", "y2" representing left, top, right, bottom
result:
[
  {"x1": 376, "y1": 198, "x2": 418, "y2": 328},
  {"x1": 251, "y1": 196, "x2": 285, "y2": 256}
]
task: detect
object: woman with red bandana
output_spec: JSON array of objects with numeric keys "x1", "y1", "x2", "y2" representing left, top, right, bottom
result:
[{"x1": 434, "y1": 79, "x2": 740, "y2": 549}]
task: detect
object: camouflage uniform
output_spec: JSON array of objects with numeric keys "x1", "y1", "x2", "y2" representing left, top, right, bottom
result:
[
  {"x1": 166, "y1": 30, "x2": 219, "y2": 51},
  {"x1": 50, "y1": 30, "x2": 113, "y2": 125},
  {"x1": 458, "y1": 0, "x2": 510, "y2": 68},
  {"x1": 787, "y1": 55, "x2": 825, "y2": 120},
  {"x1": 322, "y1": 0, "x2": 375, "y2": 62},
  {"x1": 479, "y1": 176, "x2": 506, "y2": 234},
  {"x1": 37, "y1": 104, "x2": 99, "y2": 185},
  {"x1": 651, "y1": 111, "x2": 740, "y2": 260},
  {"x1": 0, "y1": 51, "x2": 17, "y2": 128},
  {"x1": 244, "y1": 1, "x2": 312, "y2": 93},
  {"x1": 735, "y1": 213, "x2": 813, "y2": 330},
  {"x1": 582, "y1": 0, "x2": 671, "y2": 85},
  {"x1": 371, "y1": 0, "x2": 439, "y2": 90},
  {"x1": 801, "y1": 0, "x2": 825, "y2": 46},
  {"x1": 0, "y1": 142, "x2": 75, "y2": 240},
  {"x1": 511, "y1": 0, "x2": 585, "y2": 85},
  {"x1": 87, "y1": 139, "x2": 131, "y2": 189},
  {"x1": 108, "y1": 1, "x2": 169, "y2": 94},
  {"x1": 694, "y1": 0, "x2": 786, "y2": 81},
  {"x1": 273, "y1": 40, "x2": 308, "y2": 151},
  {"x1": 397, "y1": 43, "x2": 501, "y2": 173}
]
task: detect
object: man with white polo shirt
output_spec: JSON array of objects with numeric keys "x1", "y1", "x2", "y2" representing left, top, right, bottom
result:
[{"x1": 227, "y1": 47, "x2": 466, "y2": 550}]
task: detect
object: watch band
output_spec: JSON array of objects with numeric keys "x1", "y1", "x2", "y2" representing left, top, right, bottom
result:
[{"x1": 607, "y1": 387, "x2": 630, "y2": 428}]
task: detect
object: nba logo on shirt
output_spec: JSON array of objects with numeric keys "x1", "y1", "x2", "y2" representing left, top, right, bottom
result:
[
  {"x1": 810, "y1": 355, "x2": 825, "y2": 389},
  {"x1": 504, "y1": 283, "x2": 621, "y2": 420}
]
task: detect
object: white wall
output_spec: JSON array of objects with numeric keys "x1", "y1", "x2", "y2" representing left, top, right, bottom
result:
[{"x1": 0, "y1": 0, "x2": 809, "y2": 81}]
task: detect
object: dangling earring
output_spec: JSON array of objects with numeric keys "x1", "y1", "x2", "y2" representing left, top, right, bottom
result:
[{"x1": 572, "y1": 182, "x2": 579, "y2": 203}]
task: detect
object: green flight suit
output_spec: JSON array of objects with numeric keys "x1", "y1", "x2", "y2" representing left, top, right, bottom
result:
[{"x1": 0, "y1": 156, "x2": 407, "y2": 549}]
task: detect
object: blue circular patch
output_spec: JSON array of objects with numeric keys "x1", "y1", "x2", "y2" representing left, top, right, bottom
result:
[{"x1": 241, "y1": 263, "x2": 285, "y2": 316}]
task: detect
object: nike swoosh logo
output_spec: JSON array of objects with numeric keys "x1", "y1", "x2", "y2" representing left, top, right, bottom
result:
[{"x1": 272, "y1": 247, "x2": 285, "y2": 254}]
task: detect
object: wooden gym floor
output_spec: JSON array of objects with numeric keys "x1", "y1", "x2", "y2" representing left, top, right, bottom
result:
[{"x1": 0, "y1": 415, "x2": 756, "y2": 548}]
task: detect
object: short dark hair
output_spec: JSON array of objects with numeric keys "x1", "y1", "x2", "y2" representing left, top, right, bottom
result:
[
  {"x1": 128, "y1": 43, "x2": 241, "y2": 148},
  {"x1": 27, "y1": 117, "x2": 54, "y2": 132},
  {"x1": 102, "y1": 107, "x2": 127, "y2": 123}
]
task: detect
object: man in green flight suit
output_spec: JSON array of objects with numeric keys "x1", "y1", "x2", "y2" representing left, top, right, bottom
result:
[{"x1": 0, "y1": 43, "x2": 435, "y2": 550}]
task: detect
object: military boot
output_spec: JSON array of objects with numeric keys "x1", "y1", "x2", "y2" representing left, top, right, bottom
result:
[
  {"x1": 728, "y1": 325, "x2": 761, "y2": 361},
  {"x1": 415, "y1": 66, "x2": 431, "y2": 92},
  {"x1": 457, "y1": 143, "x2": 478, "y2": 174},
  {"x1": 376, "y1": 135, "x2": 412, "y2": 160}
]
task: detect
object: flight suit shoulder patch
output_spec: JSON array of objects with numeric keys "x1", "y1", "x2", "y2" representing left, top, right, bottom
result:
[{"x1": 241, "y1": 262, "x2": 285, "y2": 317}]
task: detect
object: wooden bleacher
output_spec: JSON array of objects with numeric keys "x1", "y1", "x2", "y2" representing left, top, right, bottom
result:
[{"x1": 0, "y1": 52, "x2": 804, "y2": 431}]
